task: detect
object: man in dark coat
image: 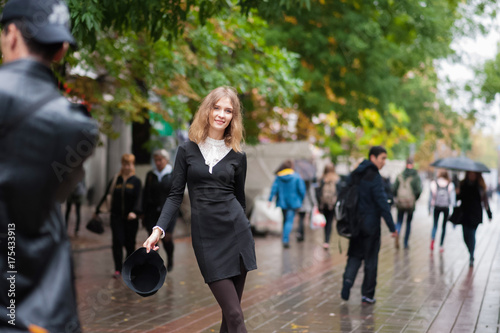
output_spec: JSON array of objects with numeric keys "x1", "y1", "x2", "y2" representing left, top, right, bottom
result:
[
  {"x1": 340, "y1": 146, "x2": 397, "y2": 305},
  {"x1": 0, "y1": 0, "x2": 98, "y2": 331}
]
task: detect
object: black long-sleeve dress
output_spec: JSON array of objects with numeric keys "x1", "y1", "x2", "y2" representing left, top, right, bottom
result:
[{"x1": 157, "y1": 141, "x2": 257, "y2": 283}]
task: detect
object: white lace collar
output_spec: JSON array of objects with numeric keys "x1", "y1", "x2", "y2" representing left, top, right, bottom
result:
[{"x1": 198, "y1": 137, "x2": 232, "y2": 174}]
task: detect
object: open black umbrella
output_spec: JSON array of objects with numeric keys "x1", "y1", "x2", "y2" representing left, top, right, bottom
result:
[{"x1": 431, "y1": 156, "x2": 490, "y2": 173}]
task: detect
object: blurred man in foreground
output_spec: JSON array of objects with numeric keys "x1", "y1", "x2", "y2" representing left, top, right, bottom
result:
[{"x1": 0, "y1": 0, "x2": 97, "y2": 331}]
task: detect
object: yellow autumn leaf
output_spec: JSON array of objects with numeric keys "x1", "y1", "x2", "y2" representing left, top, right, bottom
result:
[
  {"x1": 325, "y1": 111, "x2": 338, "y2": 127},
  {"x1": 335, "y1": 126, "x2": 349, "y2": 137}
]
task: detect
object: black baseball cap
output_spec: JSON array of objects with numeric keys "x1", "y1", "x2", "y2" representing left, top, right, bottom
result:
[{"x1": 1, "y1": 0, "x2": 76, "y2": 46}]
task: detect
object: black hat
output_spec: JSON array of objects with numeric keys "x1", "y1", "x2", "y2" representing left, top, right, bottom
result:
[
  {"x1": 122, "y1": 247, "x2": 167, "y2": 297},
  {"x1": 0, "y1": 0, "x2": 76, "y2": 46}
]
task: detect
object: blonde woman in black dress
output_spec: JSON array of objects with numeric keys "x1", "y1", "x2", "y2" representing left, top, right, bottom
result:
[{"x1": 144, "y1": 86, "x2": 256, "y2": 333}]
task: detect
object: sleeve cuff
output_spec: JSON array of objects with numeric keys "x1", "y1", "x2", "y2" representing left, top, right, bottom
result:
[{"x1": 153, "y1": 226, "x2": 165, "y2": 239}]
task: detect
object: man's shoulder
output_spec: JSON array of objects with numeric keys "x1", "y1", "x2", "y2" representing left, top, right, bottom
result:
[
  {"x1": 44, "y1": 98, "x2": 97, "y2": 136},
  {"x1": 355, "y1": 164, "x2": 379, "y2": 182}
]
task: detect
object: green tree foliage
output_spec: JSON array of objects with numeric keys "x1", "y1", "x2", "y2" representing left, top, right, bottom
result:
[
  {"x1": 316, "y1": 104, "x2": 414, "y2": 160},
  {"x1": 68, "y1": 7, "x2": 302, "y2": 142},
  {"x1": 2, "y1": 0, "x2": 495, "y2": 156},
  {"x1": 478, "y1": 52, "x2": 500, "y2": 104},
  {"x1": 265, "y1": 0, "x2": 460, "y2": 119},
  {"x1": 66, "y1": 0, "x2": 312, "y2": 48},
  {"x1": 263, "y1": 0, "x2": 497, "y2": 157}
]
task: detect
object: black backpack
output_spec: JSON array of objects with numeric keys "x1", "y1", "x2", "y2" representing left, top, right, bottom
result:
[{"x1": 335, "y1": 171, "x2": 364, "y2": 238}]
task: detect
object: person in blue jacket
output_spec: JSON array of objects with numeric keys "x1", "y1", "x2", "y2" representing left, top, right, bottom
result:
[
  {"x1": 340, "y1": 146, "x2": 397, "y2": 305},
  {"x1": 269, "y1": 160, "x2": 306, "y2": 248}
]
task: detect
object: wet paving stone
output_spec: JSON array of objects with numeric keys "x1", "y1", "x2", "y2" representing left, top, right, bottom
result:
[{"x1": 68, "y1": 197, "x2": 500, "y2": 332}]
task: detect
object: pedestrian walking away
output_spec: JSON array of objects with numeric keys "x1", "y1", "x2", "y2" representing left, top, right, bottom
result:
[
  {"x1": 340, "y1": 146, "x2": 397, "y2": 305},
  {"x1": 457, "y1": 171, "x2": 492, "y2": 266},
  {"x1": 142, "y1": 149, "x2": 176, "y2": 271},
  {"x1": 144, "y1": 86, "x2": 257, "y2": 333},
  {"x1": 0, "y1": 0, "x2": 98, "y2": 330},
  {"x1": 316, "y1": 163, "x2": 340, "y2": 249},
  {"x1": 296, "y1": 179, "x2": 317, "y2": 243},
  {"x1": 393, "y1": 157, "x2": 422, "y2": 249},
  {"x1": 65, "y1": 179, "x2": 87, "y2": 236},
  {"x1": 94, "y1": 154, "x2": 142, "y2": 278},
  {"x1": 429, "y1": 169, "x2": 456, "y2": 252},
  {"x1": 269, "y1": 160, "x2": 306, "y2": 248}
]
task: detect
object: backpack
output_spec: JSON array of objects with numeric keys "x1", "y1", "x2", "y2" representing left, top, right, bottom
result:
[
  {"x1": 319, "y1": 180, "x2": 337, "y2": 211},
  {"x1": 396, "y1": 174, "x2": 415, "y2": 209},
  {"x1": 335, "y1": 172, "x2": 363, "y2": 239},
  {"x1": 434, "y1": 182, "x2": 450, "y2": 207}
]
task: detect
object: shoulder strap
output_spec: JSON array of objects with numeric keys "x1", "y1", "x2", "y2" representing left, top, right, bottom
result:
[
  {"x1": 110, "y1": 173, "x2": 120, "y2": 194},
  {"x1": 0, "y1": 91, "x2": 62, "y2": 138},
  {"x1": 351, "y1": 169, "x2": 366, "y2": 185}
]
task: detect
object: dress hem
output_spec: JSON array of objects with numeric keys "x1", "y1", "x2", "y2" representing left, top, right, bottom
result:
[{"x1": 203, "y1": 265, "x2": 258, "y2": 284}]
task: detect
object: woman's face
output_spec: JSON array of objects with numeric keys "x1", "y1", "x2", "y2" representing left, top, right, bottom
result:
[
  {"x1": 467, "y1": 172, "x2": 478, "y2": 182},
  {"x1": 121, "y1": 161, "x2": 134, "y2": 175},
  {"x1": 208, "y1": 96, "x2": 233, "y2": 136},
  {"x1": 154, "y1": 155, "x2": 168, "y2": 172}
]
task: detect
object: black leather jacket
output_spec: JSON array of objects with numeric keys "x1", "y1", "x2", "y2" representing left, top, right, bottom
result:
[{"x1": 0, "y1": 59, "x2": 98, "y2": 331}]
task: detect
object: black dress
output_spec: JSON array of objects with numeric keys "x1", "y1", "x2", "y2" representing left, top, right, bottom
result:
[{"x1": 157, "y1": 141, "x2": 257, "y2": 283}]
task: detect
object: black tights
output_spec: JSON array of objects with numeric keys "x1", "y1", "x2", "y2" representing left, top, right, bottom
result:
[{"x1": 208, "y1": 263, "x2": 248, "y2": 333}]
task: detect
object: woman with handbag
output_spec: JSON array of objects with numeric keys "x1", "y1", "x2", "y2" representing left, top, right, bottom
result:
[
  {"x1": 144, "y1": 87, "x2": 257, "y2": 333},
  {"x1": 94, "y1": 154, "x2": 142, "y2": 278},
  {"x1": 457, "y1": 171, "x2": 492, "y2": 266}
]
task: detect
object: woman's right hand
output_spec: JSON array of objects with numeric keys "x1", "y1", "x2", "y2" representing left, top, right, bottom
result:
[{"x1": 143, "y1": 229, "x2": 161, "y2": 253}]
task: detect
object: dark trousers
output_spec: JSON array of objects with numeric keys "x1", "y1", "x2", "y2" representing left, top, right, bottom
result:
[
  {"x1": 396, "y1": 209, "x2": 414, "y2": 248},
  {"x1": 111, "y1": 215, "x2": 139, "y2": 272},
  {"x1": 432, "y1": 207, "x2": 449, "y2": 246},
  {"x1": 462, "y1": 225, "x2": 477, "y2": 260},
  {"x1": 323, "y1": 208, "x2": 335, "y2": 244},
  {"x1": 297, "y1": 211, "x2": 307, "y2": 239},
  {"x1": 65, "y1": 199, "x2": 81, "y2": 232},
  {"x1": 343, "y1": 235, "x2": 380, "y2": 299}
]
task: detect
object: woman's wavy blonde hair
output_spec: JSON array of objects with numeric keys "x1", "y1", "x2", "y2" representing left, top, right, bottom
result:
[{"x1": 188, "y1": 86, "x2": 244, "y2": 152}]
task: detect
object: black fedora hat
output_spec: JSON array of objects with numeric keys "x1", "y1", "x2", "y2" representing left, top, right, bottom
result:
[{"x1": 122, "y1": 247, "x2": 167, "y2": 297}]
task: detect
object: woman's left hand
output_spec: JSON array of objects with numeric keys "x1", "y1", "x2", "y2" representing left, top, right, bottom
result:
[{"x1": 128, "y1": 212, "x2": 137, "y2": 220}]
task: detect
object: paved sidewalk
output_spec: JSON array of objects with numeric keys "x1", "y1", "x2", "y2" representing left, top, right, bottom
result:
[{"x1": 68, "y1": 198, "x2": 500, "y2": 332}]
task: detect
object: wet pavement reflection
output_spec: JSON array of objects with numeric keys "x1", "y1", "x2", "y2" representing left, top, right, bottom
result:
[{"x1": 69, "y1": 194, "x2": 500, "y2": 332}]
